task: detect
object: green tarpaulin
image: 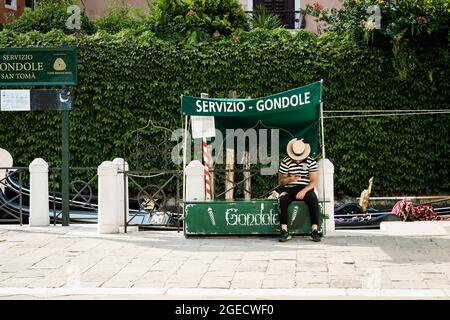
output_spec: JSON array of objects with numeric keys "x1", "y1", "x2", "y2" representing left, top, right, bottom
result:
[{"x1": 181, "y1": 81, "x2": 322, "y2": 155}]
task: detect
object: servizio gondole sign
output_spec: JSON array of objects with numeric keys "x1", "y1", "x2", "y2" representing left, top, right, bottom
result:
[
  {"x1": 181, "y1": 81, "x2": 322, "y2": 155},
  {"x1": 183, "y1": 200, "x2": 325, "y2": 236},
  {"x1": 0, "y1": 46, "x2": 77, "y2": 227},
  {"x1": 181, "y1": 81, "x2": 321, "y2": 116},
  {"x1": 0, "y1": 47, "x2": 77, "y2": 86}
]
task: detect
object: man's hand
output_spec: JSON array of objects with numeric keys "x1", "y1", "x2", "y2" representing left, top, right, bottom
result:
[
  {"x1": 287, "y1": 176, "x2": 300, "y2": 184},
  {"x1": 296, "y1": 190, "x2": 307, "y2": 200},
  {"x1": 278, "y1": 173, "x2": 300, "y2": 186}
]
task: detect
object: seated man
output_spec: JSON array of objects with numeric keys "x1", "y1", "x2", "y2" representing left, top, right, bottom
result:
[{"x1": 277, "y1": 138, "x2": 321, "y2": 242}]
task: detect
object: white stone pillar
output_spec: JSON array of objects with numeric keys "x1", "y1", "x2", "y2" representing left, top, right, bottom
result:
[
  {"x1": 113, "y1": 158, "x2": 129, "y2": 227},
  {"x1": 97, "y1": 161, "x2": 119, "y2": 234},
  {"x1": 0, "y1": 148, "x2": 13, "y2": 193},
  {"x1": 185, "y1": 160, "x2": 205, "y2": 201},
  {"x1": 317, "y1": 158, "x2": 335, "y2": 234},
  {"x1": 29, "y1": 158, "x2": 49, "y2": 227}
]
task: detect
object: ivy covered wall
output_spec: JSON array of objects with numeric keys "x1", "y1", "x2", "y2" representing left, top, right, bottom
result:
[{"x1": 0, "y1": 29, "x2": 448, "y2": 196}]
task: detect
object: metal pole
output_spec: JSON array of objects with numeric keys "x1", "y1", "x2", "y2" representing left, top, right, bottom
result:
[
  {"x1": 53, "y1": 171, "x2": 56, "y2": 226},
  {"x1": 319, "y1": 80, "x2": 326, "y2": 233},
  {"x1": 19, "y1": 170, "x2": 23, "y2": 226},
  {"x1": 61, "y1": 109, "x2": 70, "y2": 226},
  {"x1": 320, "y1": 106, "x2": 325, "y2": 159},
  {"x1": 320, "y1": 80, "x2": 325, "y2": 160},
  {"x1": 123, "y1": 162, "x2": 127, "y2": 233},
  {"x1": 182, "y1": 115, "x2": 188, "y2": 200},
  {"x1": 176, "y1": 171, "x2": 180, "y2": 232},
  {"x1": 181, "y1": 115, "x2": 189, "y2": 234}
]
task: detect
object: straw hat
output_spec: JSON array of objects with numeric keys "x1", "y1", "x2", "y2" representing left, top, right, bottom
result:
[{"x1": 286, "y1": 138, "x2": 311, "y2": 161}]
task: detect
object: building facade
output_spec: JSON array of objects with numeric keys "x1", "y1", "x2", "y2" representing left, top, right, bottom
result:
[
  {"x1": 1, "y1": 0, "x2": 341, "y2": 33},
  {"x1": 79, "y1": 0, "x2": 150, "y2": 20},
  {"x1": 0, "y1": 0, "x2": 26, "y2": 24},
  {"x1": 242, "y1": 0, "x2": 342, "y2": 31},
  {"x1": 79, "y1": 0, "x2": 341, "y2": 32}
]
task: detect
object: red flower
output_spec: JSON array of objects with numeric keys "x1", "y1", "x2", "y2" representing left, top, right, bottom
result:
[{"x1": 313, "y1": 2, "x2": 324, "y2": 11}]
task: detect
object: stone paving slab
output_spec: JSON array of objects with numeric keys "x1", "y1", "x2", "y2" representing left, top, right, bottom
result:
[
  {"x1": 0, "y1": 224, "x2": 449, "y2": 299},
  {"x1": 381, "y1": 221, "x2": 450, "y2": 236},
  {"x1": 1, "y1": 288, "x2": 449, "y2": 300}
]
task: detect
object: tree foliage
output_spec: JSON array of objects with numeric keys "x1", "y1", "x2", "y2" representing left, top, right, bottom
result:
[
  {"x1": 95, "y1": 1, "x2": 150, "y2": 34},
  {"x1": 249, "y1": 4, "x2": 282, "y2": 31},
  {"x1": 149, "y1": 0, "x2": 250, "y2": 42},
  {"x1": 3, "y1": 0, "x2": 96, "y2": 35},
  {"x1": 325, "y1": 0, "x2": 450, "y2": 47}
]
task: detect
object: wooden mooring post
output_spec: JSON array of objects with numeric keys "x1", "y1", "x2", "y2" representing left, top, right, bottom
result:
[
  {"x1": 243, "y1": 150, "x2": 251, "y2": 200},
  {"x1": 225, "y1": 90, "x2": 236, "y2": 200}
]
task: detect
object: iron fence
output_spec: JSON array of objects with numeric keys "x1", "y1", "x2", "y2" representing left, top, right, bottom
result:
[
  {"x1": 123, "y1": 169, "x2": 182, "y2": 232},
  {"x1": 49, "y1": 167, "x2": 98, "y2": 225},
  {"x1": 1, "y1": 164, "x2": 281, "y2": 229},
  {"x1": 0, "y1": 166, "x2": 27, "y2": 225}
]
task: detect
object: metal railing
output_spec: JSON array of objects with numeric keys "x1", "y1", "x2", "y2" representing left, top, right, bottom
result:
[
  {"x1": 0, "y1": 166, "x2": 27, "y2": 225},
  {"x1": 49, "y1": 167, "x2": 98, "y2": 225},
  {"x1": 123, "y1": 169, "x2": 182, "y2": 232},
  {"x1": 206, "y1": 168, "x2": 279, "y2": 199},
  {"x1": 120, "y1": 166, "x2": 280, "y2": 232}
]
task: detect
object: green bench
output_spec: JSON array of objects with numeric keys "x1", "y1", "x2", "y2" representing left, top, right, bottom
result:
[{"x1": 181, "y1": 199, "x2": 326, "y2": 237}]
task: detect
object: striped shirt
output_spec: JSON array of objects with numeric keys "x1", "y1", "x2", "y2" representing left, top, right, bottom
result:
[{"x1": 278, "y1": 156, "x2": 318, "y2": 187}]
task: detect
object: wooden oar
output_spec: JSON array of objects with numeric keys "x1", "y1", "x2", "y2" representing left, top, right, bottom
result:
[
  {"x1": 422, "y1": 197, "x2": 450, "y2": 205},
  {"x1": 358, "y1": 196, "x2": 450, "y2": 201}
]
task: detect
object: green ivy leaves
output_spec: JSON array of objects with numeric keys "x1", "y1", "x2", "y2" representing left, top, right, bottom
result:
[{"x1": 0, "y1": 30, "x2": 448, "y2": 197}]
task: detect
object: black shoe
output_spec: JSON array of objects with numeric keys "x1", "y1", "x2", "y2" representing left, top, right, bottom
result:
[
  {"x1": 278, "y1": 230, "x2": 292, "y2": 242},
  {"x1": 308, "y1": 229, "x2": 321, "y2": 242}
]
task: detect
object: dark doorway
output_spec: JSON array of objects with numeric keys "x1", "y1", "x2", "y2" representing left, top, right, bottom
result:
[
  {"x1": 25, "y1": 0, "x2": 34, "y2": 9},
  {"x1": 254, "y1": 0, "x2": 295, "y2": 29}
]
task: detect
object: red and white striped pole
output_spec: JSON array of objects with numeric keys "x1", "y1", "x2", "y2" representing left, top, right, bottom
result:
[
  {"x1": 200, "y1": 92, "x2": 212, "y2": 200},
  {"x1": 202, "y1": 137, "x2": 212, "y2": 200}
]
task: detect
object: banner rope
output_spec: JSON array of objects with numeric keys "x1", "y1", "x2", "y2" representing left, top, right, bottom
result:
[
  {"x1": 324, "y1": 110, "x2": 450, "y2": 119},
  {"x1": 324, "y1": 109, "x2": 450, "y2": 113}
]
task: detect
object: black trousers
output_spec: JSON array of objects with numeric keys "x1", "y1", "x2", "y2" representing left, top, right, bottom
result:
[{"x1": 277, "y1": 185, "x2": 319, "y2": 226}]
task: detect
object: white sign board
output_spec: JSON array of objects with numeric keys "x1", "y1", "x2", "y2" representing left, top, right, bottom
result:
[
  {"x1": 1, "y1": 90, "x2": 31, "y2": 111},
  {"x1": 191, "y1": 116, "x2": 216, "y2": 139}
]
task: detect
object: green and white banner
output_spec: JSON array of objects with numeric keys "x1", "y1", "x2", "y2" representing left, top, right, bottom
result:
[
  {"x1": 181, "y1": 81, "x2": 322, "y2": 155},
  {"x1": 183, "y1": 200, "x2": 324, "y2": 236},
  {"x1": 181, "y1": 81, "x2": 321, "y2": 116}
]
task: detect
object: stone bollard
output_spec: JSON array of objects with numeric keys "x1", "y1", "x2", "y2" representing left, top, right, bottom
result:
[
  {"x1": 29, "y1": 158, "x2": 50, "y2": 227},
  {"x1": 112, "y1": 158, "x2": 129, "y2": 227},
  {"x1": 317, "y1": 158, "x2": 335, "y2": 235},
  {"x1": 0, "y1": 148, "x2": 13, "y2": 193},
  {"x1": 97, "y1": 161, "x2": 119, "y2": 234},
  {"x1": 185, "y1": 160, "x2": 205, "y2": 201}
]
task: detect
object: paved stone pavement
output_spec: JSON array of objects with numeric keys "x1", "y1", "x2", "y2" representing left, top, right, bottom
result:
[{"x1": 0, "y1": 223, "x2": 450, "y2": 299}]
